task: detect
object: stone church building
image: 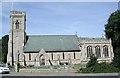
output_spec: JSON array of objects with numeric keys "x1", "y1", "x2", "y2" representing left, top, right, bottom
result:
[{"x1": 7, "y1": 11, "x2": 114, "y2": 66}]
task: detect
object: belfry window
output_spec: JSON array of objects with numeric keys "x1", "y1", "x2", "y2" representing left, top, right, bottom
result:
[
  {"x1": 87, "y1": 46, "x2": 93, "y2": 58},
  {"x1": 15, "y1": 20, "x2": 19, "y2": 29},
  {"x1": 95, "y1": 46, "x2": 101, "y2": 58},
  {"x1": 103, "y1": 45, "x2": 109, "y2": 58}
]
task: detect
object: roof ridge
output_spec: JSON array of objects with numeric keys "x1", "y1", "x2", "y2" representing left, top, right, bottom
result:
[{"x1": 28, "y1": 35, "x2": 77, "y2": 37}]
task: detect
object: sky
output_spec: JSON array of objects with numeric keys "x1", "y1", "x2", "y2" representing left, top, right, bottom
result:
[{"x1": 1, "y1": 2, "x2": 118, "y2": 39}]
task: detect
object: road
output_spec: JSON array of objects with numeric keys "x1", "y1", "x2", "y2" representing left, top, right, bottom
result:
[
  {"x1": 0, "y1": 72, "x2": 120, "y2": 78},
  {"x1": 1, "y1": 76, "x2": 119, "y2": 78}
]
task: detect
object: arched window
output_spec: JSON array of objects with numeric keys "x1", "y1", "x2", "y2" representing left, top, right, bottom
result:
[
  {"x1": 87, "y1": 46, "x2": 93, "y2": 58},
  {"x1": 63, "y1": 52, "x2": 65, "y2": 59},
  {"x1": 95, "y1": 46, "x2": 101, "y2": 58},
  {"x1": 103, "y1": 45, "x2": 109, "y2": 58},
  {"x1": 51, "y1": 53, "x2": 53, "y2": 60},
  {"x1": 15, "y1": 20, "x2": 19, "y2": 29},
  {"x1": 74, "y1": 52, "x2": 76, "y2": 59},
  {"x1": 29, "y1": 53, "x2": 31, "y2": 60},
  {"x1": 40, "y1": 55, "x2": 45, "y2": 65}
]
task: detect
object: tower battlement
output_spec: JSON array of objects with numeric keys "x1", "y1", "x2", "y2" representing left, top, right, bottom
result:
[{"x1": 10, "y1": 11, "x2": 26, "y2": 16}]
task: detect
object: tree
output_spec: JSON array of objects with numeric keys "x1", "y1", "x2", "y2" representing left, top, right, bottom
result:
[
  {"x1": 105, "y1": 10, "x2": 120, "y2": 69},
  {"x1": 0, "y1": 39, "x2": 2, "y2": 63},
  {"x1": 112, "y1": 47, "x2": 120, "y2": 69},
  {"x1": 86, "y1": 54, "x2": 98, "y2": 68},
  {"x1": 2, "y1": 35, "x2": 9, "y2": 63}
]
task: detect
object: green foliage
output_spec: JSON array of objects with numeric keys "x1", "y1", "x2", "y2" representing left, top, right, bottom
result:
[
  {"x1": 112, "y1": 47, "x2": 120, "y2": 69},
  {"x1": 105, "y1": 10, "x2": 120, "y2": 49},
  {"x1": 96, "y1": 63, "x2": 119, "y2": 73},
  {"x1": 105, "y1": 10, "x2": 120, "y2": 69},
  {"x1": 2, "y1": 35, "x2": 9, "y2": 63},
  {"x1": 72, "y1": 64, "x2": 82, "y2": 69},
  {"x1": 79, "y1": 62, "x2": 119, "y2": 73},
  {"x1": 52, "y1": 65, "x2": 60, "y2": 69},
  {"x1": 1, "y1": 35, "x2": 28, "y2": 64},
  {"x1": 0, "y1": 39, "x2": 2, "y2": 62},
  {"x1": 79, "y1": 54, "x2": 119, "y2": 73},
  {"x1": 86, "y1": 54, "x2": 98, "y2": 68}
]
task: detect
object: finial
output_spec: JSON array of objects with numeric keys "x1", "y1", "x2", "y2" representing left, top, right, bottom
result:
[
  {"x1": 75, "y1": 32, "x2": 77, "y2": 36},
  {"x1": 102, "y1": 33, "x2": 104, "y2": 38}
]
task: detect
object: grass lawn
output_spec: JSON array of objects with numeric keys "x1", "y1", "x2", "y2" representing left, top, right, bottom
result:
[{"x1": 72, "y1": 64, "x2": 86, "y2": 69}]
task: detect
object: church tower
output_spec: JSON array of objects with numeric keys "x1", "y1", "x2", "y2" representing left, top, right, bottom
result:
[{"x1": 7, "y1": 11, "x2": 26, "y2": 66}]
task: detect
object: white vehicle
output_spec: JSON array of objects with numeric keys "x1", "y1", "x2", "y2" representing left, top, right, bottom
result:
[{"x1": 0, "y1": 67, "x2": 10, "y2": 74}]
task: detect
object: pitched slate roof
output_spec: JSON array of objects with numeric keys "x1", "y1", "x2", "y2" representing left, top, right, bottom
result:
[{"x1": 24, "y1": 35, "x2": 80, "y2": 53}]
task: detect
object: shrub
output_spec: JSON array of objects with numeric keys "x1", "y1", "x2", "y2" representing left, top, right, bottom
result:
[
  {"x1": 86, "y1": 54, "x2": 98, "y2": 68},
  {"x1": 27, "y1": 65, "x2": 34, "y2": 68},
  {"x1": 79, "y1": 62, "x2": 119, "y2": 73}
]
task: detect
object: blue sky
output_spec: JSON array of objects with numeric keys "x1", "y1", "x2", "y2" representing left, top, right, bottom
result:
[{"x1": 1, "y1": 2, "x2": 118, "y2": 38}]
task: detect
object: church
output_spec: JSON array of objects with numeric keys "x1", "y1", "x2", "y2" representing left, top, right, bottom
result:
[{"x1": 7, "y1": 11, "x2": 114, "y2": 66}]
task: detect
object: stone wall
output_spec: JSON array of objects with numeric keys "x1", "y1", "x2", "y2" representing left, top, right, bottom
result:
[{"x1": 24, "y1": 51, "x2": 81, "y2": 66}]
